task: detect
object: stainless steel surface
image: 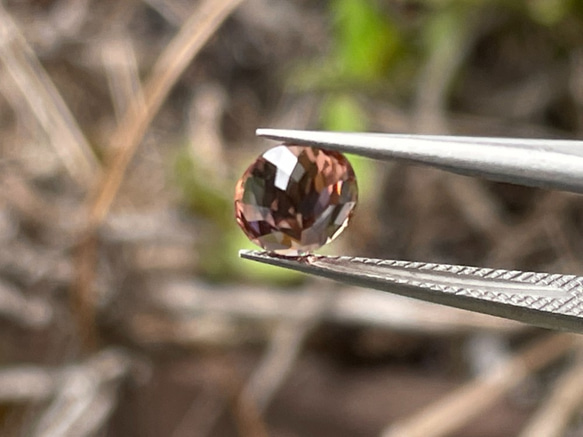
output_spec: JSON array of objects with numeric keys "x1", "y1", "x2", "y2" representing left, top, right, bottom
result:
[
  {"x1": 257, "y1": 128, "x2": 583, "y2": 194},
  {"x1": 240, "y1": 251, "x2": 583, "y2": 333}
]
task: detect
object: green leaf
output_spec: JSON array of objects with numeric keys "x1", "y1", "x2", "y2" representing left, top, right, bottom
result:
[
  {"x1": 528, "y1": 0, "x2": 571, "y2": 25},
  {"x1": 320, "y1": 94, "x2": 367, "y2": 132},
  {"x1": 331, "y1": 0, "x2": 400, "y2": 81}
]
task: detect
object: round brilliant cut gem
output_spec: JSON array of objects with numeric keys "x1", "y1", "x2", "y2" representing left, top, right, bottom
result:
[{"x1": 234, "y1": 144, "x2": 358, "y2": 254}]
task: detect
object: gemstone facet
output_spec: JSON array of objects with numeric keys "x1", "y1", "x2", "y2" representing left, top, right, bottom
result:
[{"x1": 234, "y1": 144, "x2": 358, "y2": 254}]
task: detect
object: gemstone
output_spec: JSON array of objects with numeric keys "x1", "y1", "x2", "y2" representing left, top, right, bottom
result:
[{"x1": 234, "y1": 144, "x2": 358, "y2": 254}]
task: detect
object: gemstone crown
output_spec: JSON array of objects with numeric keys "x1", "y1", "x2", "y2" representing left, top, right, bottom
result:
[{"x1": 234, "y1": 144, "x2": 358, "y2": 254}]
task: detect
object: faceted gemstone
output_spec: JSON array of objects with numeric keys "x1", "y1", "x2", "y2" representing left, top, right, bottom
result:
[{"x1": 234, "y1": 144, "x2": 358, "y2": 254}]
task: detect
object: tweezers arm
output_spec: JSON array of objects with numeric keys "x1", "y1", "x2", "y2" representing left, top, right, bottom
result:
[
  {"x1": 257, "y1": 129, "x2": 583, "y2": 194},
  {"x1": 240, "y1": 251, "x2": 583, "y2": 333}
]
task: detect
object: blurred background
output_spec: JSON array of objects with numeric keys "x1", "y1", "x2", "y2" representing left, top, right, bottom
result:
[{"x1": 0, "y1": 0, "x2": 583, "y2": 436}]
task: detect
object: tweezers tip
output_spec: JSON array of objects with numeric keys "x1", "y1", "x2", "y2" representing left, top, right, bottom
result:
[
  {"x1": 239, "y1": 250, "x2": 315, "y2": 270},
  {"x1": 256, "y1": 128, "x2": 316, "y2": 143},
  {"x1": 238, "y1": 249, "x2": 257, "y2": 259},
  {"x1": 239, "y1": 249, "x2": 278, "y2": 263},
  {"x1": 255, "y1": 127, "x2": 283, "y2": 137}
]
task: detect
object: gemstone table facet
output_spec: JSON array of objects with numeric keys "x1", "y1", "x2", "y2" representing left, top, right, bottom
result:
[{"x1": 234, "y1": 144, "x2": 358, "y2": 254}]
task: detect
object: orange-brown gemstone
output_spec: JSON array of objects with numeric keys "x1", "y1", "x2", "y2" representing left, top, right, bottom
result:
[{"x1": 234, "y1": 144, "x2": 358, "y2": 254}]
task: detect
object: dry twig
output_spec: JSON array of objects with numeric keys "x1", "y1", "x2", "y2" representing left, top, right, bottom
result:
[
  {"x1": 140, "y1": 0, "x2": 189, "y2": 27},
  {"x1": 0, "y1": 280, "x2": 52, "y2": 328},
  {"x1": 0, "y1": 4, "x2": 99, "y2": 186},
  {"x1": 518, "y1": 345, "x2": 583, "y2": 437},
  {"x1": 74, "y1": 0, "x2": 245, "y2": 348},
  {"x1": 172, "y1": 353, "x2": 269, "y2": 437},
  {"x1": 30, "y1": 349, "x2": 131, "y2": 437},
  {"x1": 381, "y1": 333, "x2": 576, "y2": 437},
  {"x1": 172, "y1": 288, "x2": 332, "y2": 437},
  {"x1": 414, "y1": 9, "x2": 480, "y2": 133},
  {"x1": 101, "y1": 35, "x2": 145, "y2": 123},
  {"x1": 140, "y1": 279, "x2": 524, "y2": 346},
  {"x1": 0, "y1": 367, "x2": 56, "y2": 403},
  {"x1": 88, "y1": 0, "x2": 245, "y2": 226},
  {"x1": 241, "y1": 289, "x2": 332, "y2": 412}
]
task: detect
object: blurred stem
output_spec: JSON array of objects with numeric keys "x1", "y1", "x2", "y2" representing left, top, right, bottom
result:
[
  {"x1": 414, "y1": 4, "x2": 481, "y2": 132},
  {"x1": 382, "y1": 333, "x2": 576, "y2": 437},
  {"x1": 74, "y1": 0, "x2": 245, "y2": 352}
]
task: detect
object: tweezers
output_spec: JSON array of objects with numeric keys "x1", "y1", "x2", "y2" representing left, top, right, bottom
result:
[{"x1": 240, "y1": 129, "x2": 583, "y2": 333}]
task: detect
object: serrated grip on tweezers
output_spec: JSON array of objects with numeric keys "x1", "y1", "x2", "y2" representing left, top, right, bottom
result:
[{"x1": 240, "y1": 251, "x2": 583, "y2": 333}]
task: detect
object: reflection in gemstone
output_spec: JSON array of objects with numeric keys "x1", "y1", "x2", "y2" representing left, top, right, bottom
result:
[{"x1": 234, "y1": 144, "x2": 358, "y2": 254}]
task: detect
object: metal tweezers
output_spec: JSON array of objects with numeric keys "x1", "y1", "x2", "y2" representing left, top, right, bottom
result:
[{"x1": 240, "y1": 129, "x2": 583, "y2": 333}]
